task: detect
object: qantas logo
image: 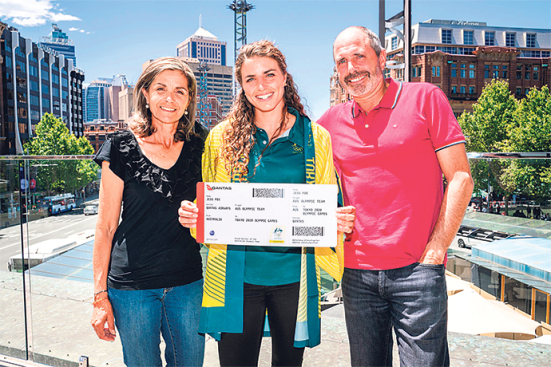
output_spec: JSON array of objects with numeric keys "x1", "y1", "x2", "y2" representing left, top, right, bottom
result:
[{"x1": 206, "y1": 184, "x2": 232, "y2": 191}]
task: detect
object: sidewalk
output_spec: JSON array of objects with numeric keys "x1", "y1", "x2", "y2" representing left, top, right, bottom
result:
[{"x1": 1, "y1": 269, "x2": 550, "y2": 367}]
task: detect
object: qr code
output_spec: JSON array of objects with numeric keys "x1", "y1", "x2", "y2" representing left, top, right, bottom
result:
[
  {"x1": 252, "y1": 188, "x2": 284, "y2": 198},
  {"x1": 293, "y1": 226, "x2": 324, "y2": 236}
]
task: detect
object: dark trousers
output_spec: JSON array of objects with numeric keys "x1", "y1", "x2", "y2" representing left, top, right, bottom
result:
[
  {"x1": 342, "y1": 263, "x2": 449, "y2": 367},
  {"x1": 218, "y1": 282, "x2": 305, "y2": 367}
]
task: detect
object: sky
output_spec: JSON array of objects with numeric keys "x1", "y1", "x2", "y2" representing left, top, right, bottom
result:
[{"x1": 1, "y1": 0, "x2": 550, "y2": 120}]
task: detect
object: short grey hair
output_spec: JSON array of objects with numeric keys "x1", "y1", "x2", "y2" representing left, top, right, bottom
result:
[{"x1": 333, "y1": 26, "x2": 383, "y2": 59}]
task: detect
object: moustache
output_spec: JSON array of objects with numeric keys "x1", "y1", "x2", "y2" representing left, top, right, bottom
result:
[{"x1": 344, "y1": 71, "x2": 370, "y2": 85}]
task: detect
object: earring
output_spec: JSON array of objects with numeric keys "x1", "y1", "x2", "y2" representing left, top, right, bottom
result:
[
  {"x1": 184, "y1": 110, "x2": 188, "y2": 115},
  {"x1": 146, "y1": 103, "x2": 150, "y2": 109}
]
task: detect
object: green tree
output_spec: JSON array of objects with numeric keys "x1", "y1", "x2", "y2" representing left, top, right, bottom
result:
[
  {"x1": 24, "y1": 113, "x2": 98, "y2": 195},
  {"x1": 458, "y1": 79, "x2": 518, "y2": 203},
  {"x1": 458, "y1": 82, "x2": 551, "y2": 209},
  {"x1": 458, "y1": 79, "x2": 517, "y2": 152},
  {"x1": 504, "y1": 86, "x2": 551, "y2": 203}
]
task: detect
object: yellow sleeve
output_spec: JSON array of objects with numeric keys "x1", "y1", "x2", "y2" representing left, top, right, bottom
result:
[{"x1": 311, "y1": 123, "x2": 344, "y2": 282}]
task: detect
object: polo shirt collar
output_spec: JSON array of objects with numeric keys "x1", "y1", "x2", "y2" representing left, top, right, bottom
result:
[
  {"x1": 351, "y1": 78, "x2": 403, "y2": 118},
  {"x1": 254, "y1": 107, "x2": 305, "y2": 147}
]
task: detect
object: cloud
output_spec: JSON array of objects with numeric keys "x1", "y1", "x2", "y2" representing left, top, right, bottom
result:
[
  {"x1": 68, "y1": 26, "x2": 90, "y2": 34},
  {"x1": 0, "y1": 0, "x2": 81, "y2": 27}
]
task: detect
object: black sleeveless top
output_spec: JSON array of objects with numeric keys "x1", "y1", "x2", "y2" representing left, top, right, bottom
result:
[{"x1": 94, "y1": 126, "x2": 207, "y2": 290}]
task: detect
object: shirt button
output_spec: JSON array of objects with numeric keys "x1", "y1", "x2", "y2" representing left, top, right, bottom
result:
[
  {"x1": 263, "y1": 140, "x2": 267, "y2": 145},
  {"x1": 365, "y1": 124, "x2": 369, "y2": 128}
]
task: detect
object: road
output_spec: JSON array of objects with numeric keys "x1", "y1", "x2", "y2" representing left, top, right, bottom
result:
[{"x1": 0, "y1": 200, "x2": 99, "y2": 272}]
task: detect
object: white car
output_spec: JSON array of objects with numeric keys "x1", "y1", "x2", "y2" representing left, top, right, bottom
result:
[{"x1": 83, "y1": 205, "x2": 98, "y2": 215}]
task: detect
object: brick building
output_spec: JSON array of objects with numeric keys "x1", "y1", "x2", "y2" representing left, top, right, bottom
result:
[{"x1": 330, "y1": 20, "x2": 551, "y2": 116}]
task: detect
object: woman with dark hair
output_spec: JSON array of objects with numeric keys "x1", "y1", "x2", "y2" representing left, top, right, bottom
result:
[
  {"x1": 179, "y1": 41, "x2": 355, "y2": 366},
  {"x1": 91, "y1": 57, "x2": 207, "y2": 367}
]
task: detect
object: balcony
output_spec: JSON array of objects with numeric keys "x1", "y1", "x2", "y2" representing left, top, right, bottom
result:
[{"x1": 1, "y1": 155, "x2": 550, "y2": 366}]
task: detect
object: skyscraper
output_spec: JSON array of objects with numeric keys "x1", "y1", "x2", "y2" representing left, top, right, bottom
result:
[
  {"x1": 1, "y1": 25, "x2": 85, "y2": 155},
  {"x1": 83, "y1": 75, "x2": 128, "y2": 123},
  {"x1": 177, "y1": 27, "x2": 227, "y2": 66},
  {"x1": 175, "y1": 27, "x2": 233, "y2": 118},
  {"x1": 83, "y1": 79, "x2": 112, "y2": 122},
  {"x1": 40, "y1": 24, "x2": 76, "y2": 67}
]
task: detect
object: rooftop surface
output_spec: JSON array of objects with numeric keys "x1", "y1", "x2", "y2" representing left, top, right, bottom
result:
[{"x1": 1, "y1": 270, "x2": 550, "y2": 367}]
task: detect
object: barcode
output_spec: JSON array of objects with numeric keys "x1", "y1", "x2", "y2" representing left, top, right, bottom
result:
[
  {"x1": 252, "y1": 188, "x2": 284, "y2": 198},
  {"x1": 293, "y1": 226, "x2": 324, "y2": 236}
]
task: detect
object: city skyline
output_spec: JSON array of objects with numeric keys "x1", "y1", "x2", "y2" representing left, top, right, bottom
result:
[{"x1": 1, "y1": 0, "x2": 550, "y2": 120}]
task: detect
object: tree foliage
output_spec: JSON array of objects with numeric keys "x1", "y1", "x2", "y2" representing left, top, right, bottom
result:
[
  {"x1": 458, "y1": 82, "x2": 551, "y2": 203},
  {"x1": 23, "y1": 113, "x2": 98, "y2": 195}
]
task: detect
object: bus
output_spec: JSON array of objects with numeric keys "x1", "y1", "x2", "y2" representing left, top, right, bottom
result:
[{"x1": 43, "y1": 193, "x2": 76, "y2": 215}]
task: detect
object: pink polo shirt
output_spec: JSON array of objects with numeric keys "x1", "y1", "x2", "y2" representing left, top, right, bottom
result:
[{"x1": 318, "y1": 79, "x2": 465, "y2": 270}]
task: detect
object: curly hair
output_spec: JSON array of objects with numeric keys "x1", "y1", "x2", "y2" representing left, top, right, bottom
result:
[
  {"x1": 129, "y1": 57, "x2": 198, "y2": 142},
  {"x1": 221, "y1": 40, "x2": 306, "y2": 180}
]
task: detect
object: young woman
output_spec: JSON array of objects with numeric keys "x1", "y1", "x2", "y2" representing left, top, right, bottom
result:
[
  {"x1": 91, "y1": 57, "x2": 207, "y2": 367},
  {"x1": 179, "y1": 41, "x2": 355, "y2": 366}
]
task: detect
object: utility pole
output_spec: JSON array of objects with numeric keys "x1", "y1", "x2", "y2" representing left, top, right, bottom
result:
[{"x1": 228, "y1": 1, "x2": 254, "y2": 95}]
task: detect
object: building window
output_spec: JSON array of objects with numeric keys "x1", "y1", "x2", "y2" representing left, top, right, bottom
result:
[
  {"x1": 42, "y1": 71, "x2": 49, "y2": 81},
  {"x1": 505, "y1": 32, "x2": 516, "y2": 47},
  {"x1": 469, "y1": 70, "x2": 475, "y2": 78},
  {"x1": 432, "y1": 66, "x2": 440, "y2": 77},
  {"x1": 460, "y1": 86, "x2": 466, "y2": 94},
  {"x1": 16, "y1": 60, "x2": 26, "y2": 73},
  {"x1": 485, "y1": 32, "x2": 495, "y2": 46},
  {"x1": 30, "y1": 80, "x2": 39, "y2": 91},
  {"x1": 463, "y1": 30, "x2": 474, "y2": 45},
  {"x1": 412, "y1": 67, "x2": 417, "y2": 78},
  {"x1": 451, "y1": 69, "x2": 457, "y2": 78},
  {"x1": 17, "y1": 92, "x2": 27, "y2": 104},
  {"x1": 52, "y1": 74, "x2": 59, "y2": 84},
  {"x1": 469, "y1": 86, "x2": 475, "y2": 94},
  {"x1": 525, "y1": 88, "x2": 530, "y2": 95},
  {"x1": 526, "y1": 33, "x2": 536, "y2": 48},
  {"x1": 543, "y1": 51, "x2": 551, "y2": 58},
  {"x1": 30, "y1": 110, "x2": 40, "y2": 121},
  {"x1": 525, "y1": 72, "x2": 530, "y2": 79},
  {"x1": 534, "y1": 71, "x2": 539, "y2": 80},
  {"x1": 460, "y1": 69, "x2": 466, "y2": 78},
  {"x1": 29, "y1": 65, "x2": 38, "y2": 77},
  {"x1": 18, "y1": 108, "x2": 28, "y2": 119},
  {"x1": 493, "y1": 65, "x2": 499, "y2": 70},
  {"x1": 30, "y1": 95, "x2": 39, "y2": 106},
  {"x1": 53, "y1": 88, "x2": 59, "y2": 97},
  {"x1": 442, "y1": 29, "x2": 452, "y2": 44},
  {"x1": 42, "y1": 98, "x2": 50, "y2": 108},
  {"x1": 451, "y1": 86, "x2": 457, "y2": 94},
  {"x1": 502, "y1": 71, "x2": 508, "y2": 78},
  {"x1": 493, "y1": 70, "x2": 499, "y2": 78},
  {"x1": 391, "y1": 37, "x2": 398, "y2": 50},
  {"x1": 516, "y1": 71, "x2": 522, "y2": 79},
  {"x1": 413, "y1": 45, "x2": 424, "y2": 54},
  {"x1": 42, "y1": 84, "x2": 49, "y2": 95}
]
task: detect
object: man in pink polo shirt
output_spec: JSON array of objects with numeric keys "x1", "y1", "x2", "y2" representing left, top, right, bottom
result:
[{"x1": 317, "y1": 26, "x2": 473, "y2": 366}]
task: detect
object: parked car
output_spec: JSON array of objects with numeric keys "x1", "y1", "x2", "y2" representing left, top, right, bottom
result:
[
  {"x1": 455, "y1": 225, "x2": 515, "y2": 249},
  {"x1": 83, "y1": 205, "x2": 98, "y2": 215}
]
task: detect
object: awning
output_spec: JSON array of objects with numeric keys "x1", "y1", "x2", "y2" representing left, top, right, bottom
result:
[{"x1": 455, "y1": 253, "x2": 551, "y2": 294}]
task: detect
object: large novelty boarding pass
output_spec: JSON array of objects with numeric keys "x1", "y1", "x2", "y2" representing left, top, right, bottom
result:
[{"x1": 196, "y1": 183, "x2": 338, "y2": 247}]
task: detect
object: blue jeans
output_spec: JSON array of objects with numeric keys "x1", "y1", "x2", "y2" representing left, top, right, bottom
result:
[
  {"x1": 109, "y1": 279, "x2": 205, "y2": 367},
  {"x1": 342, "y1": 263, "x2": 449, "y2": 367}
]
